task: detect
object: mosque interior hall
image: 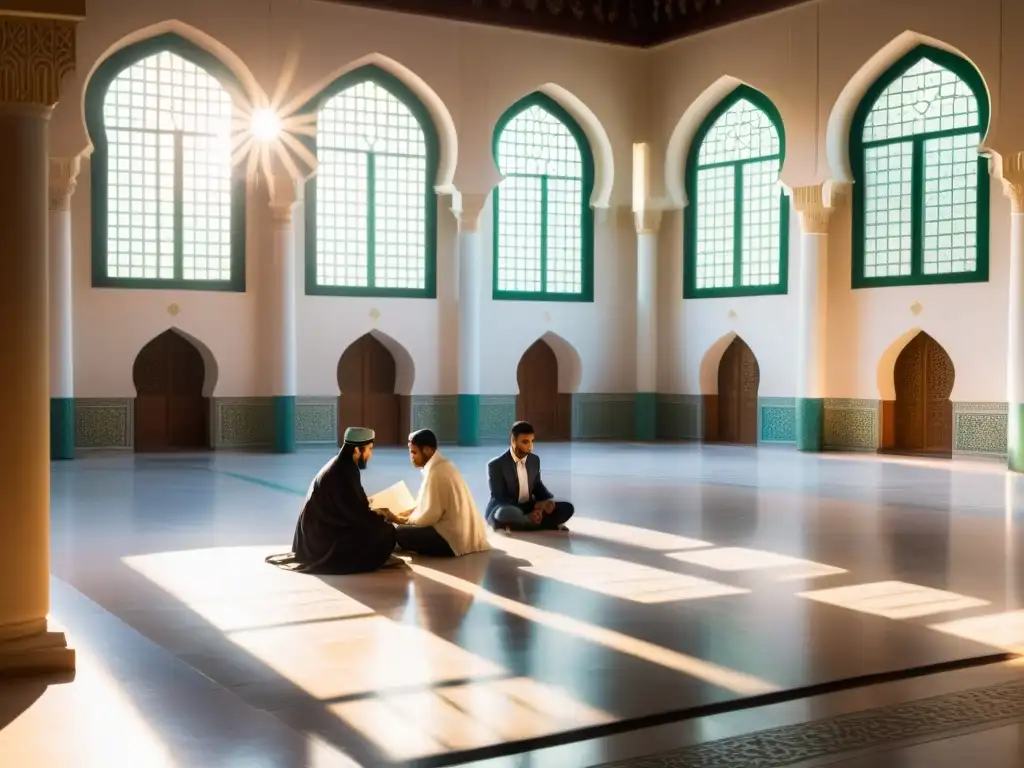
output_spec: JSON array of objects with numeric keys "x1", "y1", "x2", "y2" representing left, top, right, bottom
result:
[{"x1": 8, "y1": 0, "x2": 1024, "y2": 765}]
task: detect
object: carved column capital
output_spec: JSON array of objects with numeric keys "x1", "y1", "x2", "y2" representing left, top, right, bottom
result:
[
  {"x1": 1003, "y1": 152, "x2": 1024, "y2": 213},
  {"x1": 0, "y1": 16, "x2": 78, "y2": 108},
  {"x1": 633, "y1": 208, "x2": 662, "y2": 235},
  {"x1": 792, "y1": 184, "x2": 836, "y2": 235},
  {"x1": 268, "y1": 174, "x2": 299, "y2": 226},
  {"x1": 452, "y1": 192, "x2": 489, "y2": 233},
  {"x1": 48, "y1": 156, "x2": 80, "y2": 212}
]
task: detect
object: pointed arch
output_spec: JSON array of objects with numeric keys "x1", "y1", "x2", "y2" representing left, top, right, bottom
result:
[
  {"x1": 338, "y1": 329, "x2": 416, "y2": 397},
  {"x1": 699, "y1": 331, "x2": 742, "y2": 395},
  {"x1": 698, "y1": 333, "x2": 760, "y2": 445},
  {"x1": 531, "y1": 331, "x2": 583, "y2": 394},
  {"x1": 83, "y1": 32, "x2": 248, "y2": 292},
  {"x1": 290, "y1": 53, "x2": 457, "y2": 192},
  {"x1": 302, "y1": 63, "x2": 440, "y2": 299},
  {"x1": 683, "y1": 84, "x2": 789, "y2": 299},
  {"x1": 843, "y1": 42, "x2": 991, "y2": 289},
  {"x1": 492, "y1": 92, "x2": 595, "y2": 302}
]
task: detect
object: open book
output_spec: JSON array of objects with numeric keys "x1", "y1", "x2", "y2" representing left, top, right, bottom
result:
[{"x1": 368, "y1": 480, "x2": 416, "y2": 516}]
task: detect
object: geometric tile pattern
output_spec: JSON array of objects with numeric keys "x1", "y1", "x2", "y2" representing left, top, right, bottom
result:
[
  {"x1": 74, "y1": 398, "x2": 133, "y2": 449},
  {"x1": 594, "y1": 676, "x2": 1024, "y2": 768},
  {"x1": 572, "y1": 393, "x2": 635, "y2": 440},
  {"x1": 213, "y1": 398, "x2": 273, "y2": 448},
  {"x1": 953, "y1": 402, "x2": 1008, "y2": 457},
  {"x1": 758, "y1": 397, "x2": 796, "y2": 443},
  {"x1": 479, "y1": 395, "x2": 517, "y2": 442},
  {"x1": 655, "y1": 394, "x2": 703, "y2": 440},
  {"x1": 410, "y1": 395, "x2": 459, "y2": 443},
  {"x1": 823, "y1": 398, "x2": 880, "y2": 451},
  {"x1": 296, "y1": 397, "x2": 338, "y2": 444}
]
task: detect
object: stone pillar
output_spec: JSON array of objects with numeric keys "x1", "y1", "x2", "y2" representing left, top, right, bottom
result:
[
  {"x1": 635, "y1": 208, "x2": 662, "y2": 440},
  {"x1": 49, "y1": 156, "x2": 79, "y2": 460},
  {"x1": 453, "y1": 193, "x2": 488, "y2": 446},
  {"x1": 792, "y1": 185, "x2": 835, "y2": 452},
  {"x1": 1004, "y1": 154, "x2": 1024, "y2": 471},
  {"x1": 267, "y1": 175, "x2": 299, "y2": 453},
  {"x1": 0, "y1": 11, "x2": 81, "y2": 677}
]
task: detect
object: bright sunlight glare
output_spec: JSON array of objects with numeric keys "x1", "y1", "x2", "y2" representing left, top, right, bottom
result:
[{"x1": 251, "y1": 107, "x2": 282, "y2": 142}]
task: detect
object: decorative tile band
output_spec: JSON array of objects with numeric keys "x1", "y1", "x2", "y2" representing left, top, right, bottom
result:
[
  {"x1": 411, "y1": 395, "x2": 459, "y2": 443},
  {"x1": 479, "y1": 395, "x2": 516, "y2": 442},
  {"x1": 572, "y1": 393, "x2": 635, "y2": 440},
  {"x1": 953, "y1": 402, "x2": 1007, "y2": 457},
  {"x1": 213, "y1": 398, "x2": 274, "y2": 448},
  {"x1": 296, "y1": 397, "x2": 337, "y2": 444},
  {"x1": 595, "y1": 675, "x2": 1024, "y2": 768},
  {"x1": 759, "y1": 397, "x2": 796, "y2": 444},
  {"x1": 823, "y1": 398, "x2": 881, "y2": 451},
  {"x1": 656, "y1": 394, "x2": 703, "y2": 441},
  {"x1": 75, "y1": 398, "x2": 133, "y2": 450}
]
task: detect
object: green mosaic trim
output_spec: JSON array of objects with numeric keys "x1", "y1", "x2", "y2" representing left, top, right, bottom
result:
[
  {"x1": 411, "y1": 395, "x2": 459, "y2": 443},
  {"x1": 51, "y1": 397, "x2": 75, "y2": 460},
  {"x1": 953, "y1": 401, "x2": 1008, "y2": 458},
  {"x1": 758, "y1": 397, "x2": 796, "y2": 444},
  {"x1": 795, "y1": 397, "x2": 824, "y2": 452},
  {"x1": 296, "y1": 397, "x2": 337, "y2": 444},
  {"x1": 213, "y1": 398, "x2": 273, "y2": 448},
  {"x1": 823, "y1": 398, "x2": 880, "y2": 451},
  {"x1": 656, "y1": 394, "x2": 703, "y2": 440},
  {"x1": 596, "y1": 675, "x2": 1024, "y2": 768},
  {"x1": 572, "y1": 393, "x2": 635, "y2": 440},
  {"x1": 479, "y1": 395, "x2": 516, "y2": 442},
  {"x1": 75, "y1": 398, "x2": 133, "y2": 450},
  {"x1": 635, "y1": 392, "x2": 657, "y2": 441},
  {"x1": 457, "y1": 394, "x2": 481, "y2": 446}
]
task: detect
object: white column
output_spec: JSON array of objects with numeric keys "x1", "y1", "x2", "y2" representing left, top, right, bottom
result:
[
  {"x1": 453, "y1": 193, "x2": 488, "y2": 445},
  {"x1": 792, "y1": 185, "x2": 835, "y2": 452},
  {"x1": 634, "y1": 209, "x2": 661, "y2": 440},
  {"x1": 267, "y1": 175, "x2": 298, "y2": 452},
  {"x1": 48, "y1": 156, "x2": 80, "y2": 460},
  {"x1": 1003, "y1": 155, "x2": 1024, "y2": 471},
  {"x1": 0, "y1": 10, "x2": 81, "y2": 677}
]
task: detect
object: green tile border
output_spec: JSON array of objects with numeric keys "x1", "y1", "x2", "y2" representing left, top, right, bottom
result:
[
  {"x1": 572, "y1": 393, "x2": 635, "y2": 440},
  {"x1": 796, "y1": 397, "x2": 824, "y2": 452},
  {"x1": 410, "y1": 395, "x2": 459, "y2": 444},
  {"x1": 656, "y1": 394, "x2": 703, "y2": 441},
  {"x1": 953, "y1": 401, "x2": 1008, "y2": 458},
  {"x1": 457, "y1": 394, "x2": 481, "y2": 446},
  {"x1": 758, "y1": 397, "x2": 796, "y2": 444},
  {"x1": 296, "y1": 397, "x2": 338, "y2": 445},
  {"x1": 479, "y1": 395, "x2": 516, "y2": 443},
  {"x1": 51, "y1": 397, "x2": 75, "y2": 460},
  {"x1": 75, "y1": 397, "x2": 133, "y2": 450},
  {"x1": 635, "y1": 392, "x2": 657, "y2": 441},
  {"x1": 212, "y1": 397, "x2": 274, "y2": 449}
]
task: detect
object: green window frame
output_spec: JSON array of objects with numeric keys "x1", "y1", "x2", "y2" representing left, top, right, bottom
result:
[
  {"x1": 84, "y1": 33, "x2": 247, "y2": 292},
  {"x1": 850, "y1": 45, "x2": 991, "y2": 289},
  {"x1": 683, "y1": 85, "x2": 789, "y2": 299},
  {"x1": 303, "y1": 66, "x2": 439, "y2": 298},
  {"x1": 492, "y1": 92, "x2": 595, "y2": 303}
]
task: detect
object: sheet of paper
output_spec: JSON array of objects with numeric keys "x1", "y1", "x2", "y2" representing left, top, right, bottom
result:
[{"x1": 368, "y1": 480, "x2": 416, "y2": 514}]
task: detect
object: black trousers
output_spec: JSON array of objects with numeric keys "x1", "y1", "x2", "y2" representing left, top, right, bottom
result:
[
  {"x1": 489, "y1": 501, "x2": 574, "y2": 531},
  {"x1": 394, "y1": 524, "x2": 456, "y2": 557}
]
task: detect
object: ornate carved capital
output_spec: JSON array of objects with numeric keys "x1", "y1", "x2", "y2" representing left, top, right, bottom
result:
[
  {"x1": 268, "y1": 173, "x2": 298, "y2": 226},
  {"x1": 48, "y1": 156, "x2": 80, "y2": 211},
  {"x1": 453, "y1": 192, "x2": 489, "y2": 233},
  {"x1": 634, "y1": 208, "x2": 662, "y2": 235},
  {"x1": 791, "y1": 184, "x2": 835, "y2": 236},
  {"x1": 1002, "y1": 152, "x2": 1024, "y2": 214},
  {"x1": 0, "y1": 16, "x2": 77, "y2": 108}
]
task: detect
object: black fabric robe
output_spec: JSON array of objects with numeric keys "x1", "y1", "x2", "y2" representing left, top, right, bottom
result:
[{"x1": 265, "y1": 452, "x2": 397, "y2": 574}]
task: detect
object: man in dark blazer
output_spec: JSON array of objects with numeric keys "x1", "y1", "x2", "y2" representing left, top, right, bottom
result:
[{"x1": 484, "y1": 421, "x2": 574, "y2": 531}]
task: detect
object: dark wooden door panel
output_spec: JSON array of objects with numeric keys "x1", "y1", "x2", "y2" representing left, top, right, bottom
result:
[
  {"x1": 894, "y1": 333, "x2": 954, "y2": 455},
  {"x1": 133, "y1": 330, "x2": 209, "y2": 452},
  {"x1": 337, "y1": 334, "x2": 401, "y2": 446},
  {"x1": 168, "y1": 396, "x2": 208, "y2": 449},
  {"x1": 135, "y1": 396, "x2": 168, "y2": 452},
  {"x1": 716, "y1": 337, "x2": 759, "y2": 446},
  {"x1": 516, "y1": 340, "x2": 565, "y2": 440}
]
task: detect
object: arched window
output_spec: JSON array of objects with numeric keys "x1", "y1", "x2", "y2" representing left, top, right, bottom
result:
[
  {"x1": 305, "y1": 67, "x2": 439, "y2": 298},
  {"x1": 850, "y1": 45, "x2": 990, "y2": 288},
  {"x1": 492, "y1": 93, "x2": 594, "y2": 302},
  {"x1": 84, "y1": 34, "x2": 246, "y2": 291},
  {"x1": 684, "y1": 85, "x2": 788, "y2": 299}
]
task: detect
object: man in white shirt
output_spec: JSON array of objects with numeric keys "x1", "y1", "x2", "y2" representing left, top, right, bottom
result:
[{"x1": 390, "y1": 429, "x2": 491, "y2": 557}]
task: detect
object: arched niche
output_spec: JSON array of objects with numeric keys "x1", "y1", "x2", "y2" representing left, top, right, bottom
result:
[
  {"x1": 699, "y1": 334, "x2": 760, "y2": 445},
  {"x1": 514, "y1": 332, "x2": 582, "y2": 441},
  {"x1": 289, "y1": 52, "x2": 458, "y2": 192},
  {"x1": 825, "y1": 31, "x2": 992, "y2": 183},
  {"x1": 132, "y1": 328, "x2": 216, "y2": 452},
  {"x1": 336, "y1": 330, "x2": 415, "y2": 446},
  {"x1": 878, "y1": 330, "x2": 955, "y2": 457}
]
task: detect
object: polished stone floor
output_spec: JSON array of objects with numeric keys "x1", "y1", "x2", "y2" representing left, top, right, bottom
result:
[{"x1": 7, "y1": 442, "x2": 1024, "y2": 766}]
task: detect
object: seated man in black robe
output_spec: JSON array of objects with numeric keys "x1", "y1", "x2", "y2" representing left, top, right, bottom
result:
[
  {"x1": 483, "y1": 421, "x2": 574, "y2": 532},
  {"x1": 265, "y1": 426, "x2": 400, "y2": 574}
]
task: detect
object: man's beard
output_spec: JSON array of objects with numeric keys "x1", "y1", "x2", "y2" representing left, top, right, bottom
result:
[{"x1": 356, "y1": 457, "x2": 368, "y2": 470}]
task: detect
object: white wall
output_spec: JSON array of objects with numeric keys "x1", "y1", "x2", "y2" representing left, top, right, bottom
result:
[{"x1": 60, "y1": 0, "x2": 644, "y2": 399}]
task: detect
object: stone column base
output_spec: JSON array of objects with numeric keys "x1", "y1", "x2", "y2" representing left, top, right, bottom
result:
[
  {"x1": 0, "y1": 629, "x2": 75, "y2": 678},
  {"x1": 457, "y1": 394, "x2": 480, "y2": 446}
]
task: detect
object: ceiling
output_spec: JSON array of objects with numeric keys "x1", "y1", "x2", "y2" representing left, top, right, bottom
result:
[{"x1": 328, "y1": 0, "x2": 813, "y2": 47}]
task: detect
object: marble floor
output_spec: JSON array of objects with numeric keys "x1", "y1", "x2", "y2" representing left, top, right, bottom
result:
[{"x1": 7, "y1": 442, "x2": 1024, "y2": 766}]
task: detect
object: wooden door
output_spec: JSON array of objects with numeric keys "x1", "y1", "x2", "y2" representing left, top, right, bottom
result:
[
  {"x1": 717, "y1": 337, "x2": 759, "y2": 445},
  {"x1": 133, "y1": 330, "x2": 209, "y2": 452},
  {"x1": 337, "y1": 334, "x2": 400, "y2": 446},
  {"x1": 894, "y1": 333, "x2": 954, "y2": 454},
  {"x1": 516, "y1": 340, "x2": 567, "y2": 440}
]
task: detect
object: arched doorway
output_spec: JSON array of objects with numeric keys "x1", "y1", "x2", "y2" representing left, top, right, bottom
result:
[
  {"x1": 337, "y1": 334, "x2": 404, "y2": 446},
  {"x1": 710, "y1": 336, "x2": 759, "y2": 445},
  {"x1": 888, "y1": 332, "x2": 955, "y2": 456},
  {"x1": 516, "y1": 339, "x2": 570, "y2": 440},
  {"x1": 133, "y1": 330, "x2": 210, "y2": 452}
]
